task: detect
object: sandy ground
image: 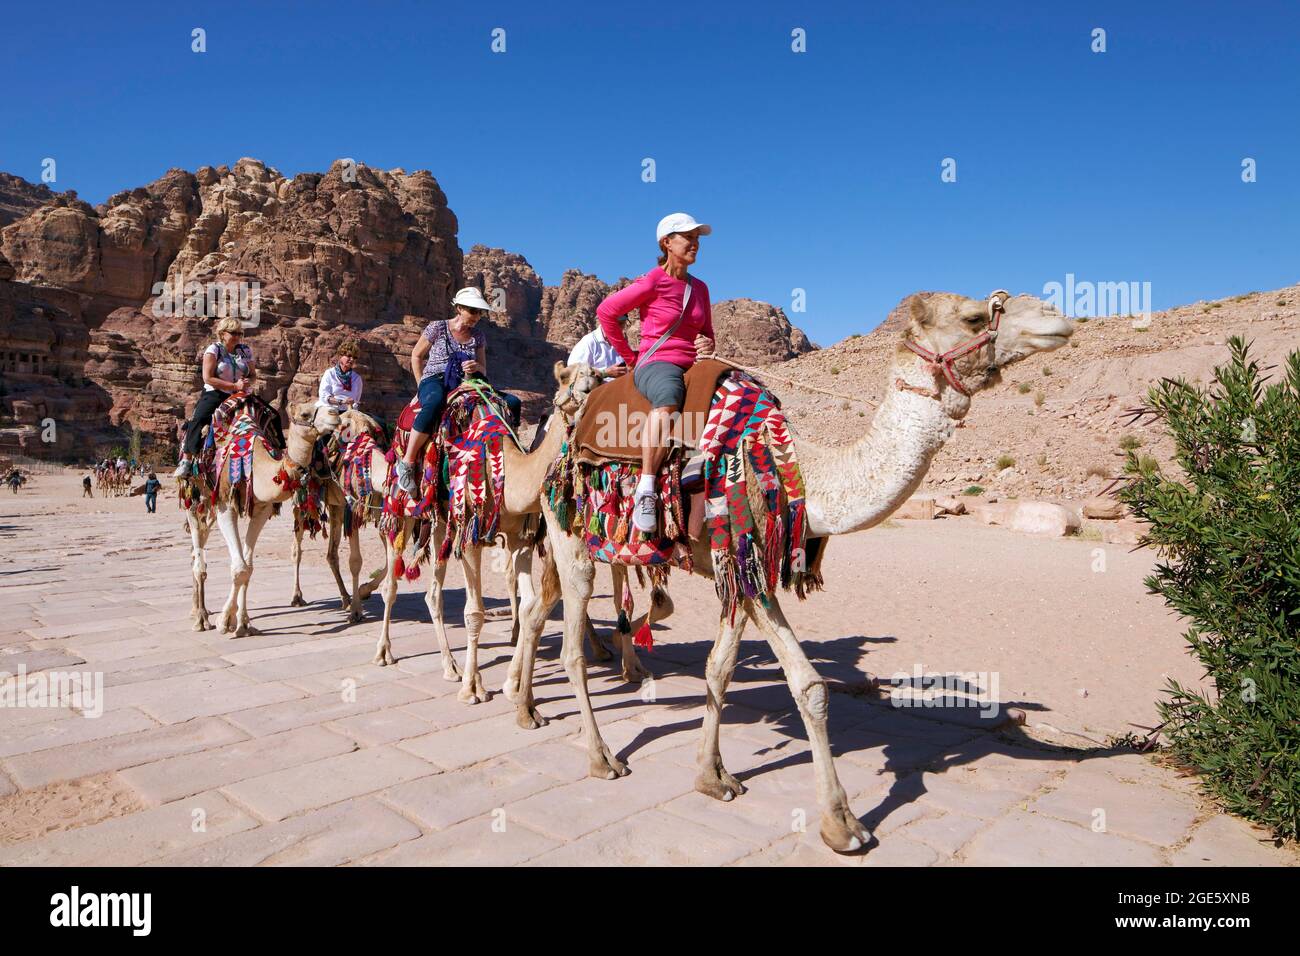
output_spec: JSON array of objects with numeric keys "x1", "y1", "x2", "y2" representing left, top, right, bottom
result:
[{"x1": 0, "y1": 472, "x2": 1293, "y2": 866}]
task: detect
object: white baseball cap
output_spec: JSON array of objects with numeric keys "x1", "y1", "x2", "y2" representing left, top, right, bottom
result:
[
  {"x1": 656, "y1": 212, "x2": 712, "y2": 242},
  {"x1": 451, "y1": 287, "x2": 494, "y2": 312}
]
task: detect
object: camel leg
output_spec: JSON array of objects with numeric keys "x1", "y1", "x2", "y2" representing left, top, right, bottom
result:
[
  {"x1": 232, "y1": 504, "x2": 272, "y2": 638},
  {"x1": 694, "y1": 611, "x2": 748, "y2": 801},
  {"x1": 456, "y1": 547, "x2": 489, "y2": 704},
  {"x1": 371, "y1": 531, "x2": 400, "y2": 666},
  {"x1": 289, "y1": 523, "x2": 307, "y2": 607},
  {"x1": 504, "y1": 543, "x2": 554, "y2": 706},
  {"x1": 505, "y1": 542, "x2": 524, "y2": 648},
  {"x1": 748, "y1": 596, "x2": 871, "y2": 854},
  {"x1": 188, "y1": 516, "x2": 212, "y2": 631},
  {"x1": 616, "y1": 579, "x2": 666, "y2": 685},
  {"x1": 325, "y1": 509, "x2": 351, "y2": 610},
  {"x1": 215, "y1": 506, "x2": 247, "y2": 636},
  {"x1": 423, "y1": 523, "x2": 462, "y2": 682},
  {"x1": 553, "y1": 528, "x2": 627, "y2": 779},
  {"x1": 346, "y1": 529, "x2": 365, "y2": 623}
]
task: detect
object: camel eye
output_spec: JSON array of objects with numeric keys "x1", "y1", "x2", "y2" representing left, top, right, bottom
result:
[{"x1": 964, "y1": 315, "x2": 985, "y2": 327}]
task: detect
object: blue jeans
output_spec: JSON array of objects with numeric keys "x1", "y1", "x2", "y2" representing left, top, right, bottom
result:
[{"x1": 413, "y1": 375, "x2": 522, "y2": 434}]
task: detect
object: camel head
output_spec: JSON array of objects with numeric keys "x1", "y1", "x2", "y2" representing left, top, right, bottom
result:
[
  {"x1": 284, "y1": 401, "x2": 334, "y2": 467},
  {"x1": 336, "y1": 407, "x2": 384, "y2": 446},
  {"x1": 552, "y1": 361, "x2": 602, "y2": 420},
  {"x1": 901, "y1": 291, "x2": 1073, "y2": 401}
]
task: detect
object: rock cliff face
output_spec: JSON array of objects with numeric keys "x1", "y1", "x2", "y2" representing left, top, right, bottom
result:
[
  {"x1": 0, "y1": 159, "x2": 478, "y2": 456},
  {"x1": 0, "y1": 172, "x2": 59, "y2": 228},
  {"x1": 0, "y1": 162, "x2": 815, "y2": 459}
]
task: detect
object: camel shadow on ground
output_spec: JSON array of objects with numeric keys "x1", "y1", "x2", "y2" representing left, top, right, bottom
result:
[{"x1": 525, "y1": 622, "x2": 1138, "y2": 842}]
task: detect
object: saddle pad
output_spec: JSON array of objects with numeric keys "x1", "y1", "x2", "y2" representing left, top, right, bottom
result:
[{"x1": 572, "y1": 358, "x2": 732, "y2": 464}]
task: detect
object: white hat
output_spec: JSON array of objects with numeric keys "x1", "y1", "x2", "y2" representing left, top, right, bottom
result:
[
  {"x1": 451, "y1": 287, "x2": 494, "y2": 312},
  {"x1": 656, "y1": 212, "x2": 712, "y2": 242}
]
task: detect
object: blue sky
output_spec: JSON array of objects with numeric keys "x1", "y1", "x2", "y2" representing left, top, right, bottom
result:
[{"x1": 1, "y1": 0, "x2": 1296, "y2": 345}]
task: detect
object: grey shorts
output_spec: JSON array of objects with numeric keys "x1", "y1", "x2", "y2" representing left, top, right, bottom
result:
[{"x1": 633, "y1": 360, "x2": 686, "y2": 409}]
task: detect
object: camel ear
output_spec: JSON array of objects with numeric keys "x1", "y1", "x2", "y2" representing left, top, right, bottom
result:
[
  {"x1": 909, "y1": 294, "x2": 932, "y2": 328},
  {"x1": 554, "y1": 361, "x2": 570, "y2": 385}
]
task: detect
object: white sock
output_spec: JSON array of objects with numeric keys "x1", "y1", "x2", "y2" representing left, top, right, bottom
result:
[{"x1": 637, "y1": 474, "x2": 656, "y2": 495}]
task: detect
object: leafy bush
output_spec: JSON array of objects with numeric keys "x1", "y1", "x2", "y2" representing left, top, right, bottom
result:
[
  {"x1": 1119, "y1": 434, "x2": 1143, "y2": 451},
  {"x1": 1119, "y1": 338, "x2": 1300, "y2": 841},
  {"x1": 961, "y1": 484, "x2": 984, "y2": 496},
  {"x1": 995, "y1": 454, "x2": 1016, "y2": 470},
  {"x1": 1018, "y1": 383, "x2": 1032, "y2": 394}
]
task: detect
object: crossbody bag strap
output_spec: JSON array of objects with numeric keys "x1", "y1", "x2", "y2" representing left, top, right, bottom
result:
[{"x1": 637, "y1": 278, "x2": 692, "y2": 366}]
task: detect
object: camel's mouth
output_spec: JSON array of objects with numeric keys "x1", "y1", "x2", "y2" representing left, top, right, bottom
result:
[{"x1": 1028, "y1": 333, "x2": 1070, "y2": 350}]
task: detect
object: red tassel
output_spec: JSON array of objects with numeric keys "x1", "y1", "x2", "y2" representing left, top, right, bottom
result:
[
  {"x1": 405, "y1": 563, "x2": 421, "y2": 582},
  {"x1": 634, "y1": 621, "x2": 654, "y2": 651},
  {"x1": 394, "y1": 556, "x2": 405, "y2": 578}
]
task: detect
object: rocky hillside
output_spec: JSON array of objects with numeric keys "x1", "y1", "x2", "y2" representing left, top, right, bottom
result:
[
  {"x1": 761, "y1": 285, "x2": 1300, "y2": 502},
  {"x1": 0, "y1": 172, "x2": 59, "y2": 228}
]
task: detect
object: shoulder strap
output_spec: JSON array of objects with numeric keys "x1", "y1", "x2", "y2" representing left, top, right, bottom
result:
[{"x1": 638, "y1": 278, "x2": 692, "y2": 366}]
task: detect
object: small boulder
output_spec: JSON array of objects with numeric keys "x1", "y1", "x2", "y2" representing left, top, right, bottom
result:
[
  {"x1": 1010, "y1": 501, "x2": 1079, "y2": 537},
  {"x1": 935, "y1": 496, "x2": 967, "y2": 516},
  {"x1": 1082, "y1": 497, "x2": 1124, "y2": 520},
  {"x1": 894, "y1": 496, "x2": 936, "y2": 520}
]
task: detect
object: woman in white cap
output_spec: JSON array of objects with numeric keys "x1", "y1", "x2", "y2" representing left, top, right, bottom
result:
[
  {"x1": 595, "y1": 212, "x2": 716, "y2": 533},
  {"x1": 395, "y1": 287, "x2": 522, "y2": 496}
]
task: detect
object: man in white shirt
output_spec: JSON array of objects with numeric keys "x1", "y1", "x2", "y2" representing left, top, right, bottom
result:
[
  {"x1": 318, "y1": 340, "x2": 363, "y2": 410},
  {"x1": 566, "y1": 323, "x2": 628, "y2": 379}
]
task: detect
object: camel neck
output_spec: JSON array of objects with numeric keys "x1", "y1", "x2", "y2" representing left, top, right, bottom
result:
[{"x1": 800, "y1": 354, "x2": 965, "y2": 536}]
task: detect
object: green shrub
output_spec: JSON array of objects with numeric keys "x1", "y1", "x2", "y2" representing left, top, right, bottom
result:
[
  {"x1": 1018, "y1": 383, "x2": 1032, "y2": 394},
  {"x1": 995, "y1": 454, "x2": 1015, "y2": 470},
  {"x1": 1033, "y1": 390, "x2": 1045, "y2": 407},
  {"x1": 961, "y1": 484, "x2": 984, "y2": 496},
  {"x1": 1119, "y1": 338, "x2": 1300, "y2": 841},
  {"x1": 1119, "y1": 434, "x2": 1143, "y2": 451}
]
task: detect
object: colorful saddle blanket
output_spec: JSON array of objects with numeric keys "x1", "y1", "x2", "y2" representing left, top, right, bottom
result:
[
  {"x1": 378, "y1": 383, "x2": 518, "y2": 574},
  {"x1": 544, "y1": 371, "x2": 821, "y2": 623},
  {"x1": 179, "y1": 394, "x2": 285, "y2": 517}
]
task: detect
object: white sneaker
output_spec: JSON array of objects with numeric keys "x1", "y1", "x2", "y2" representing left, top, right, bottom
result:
[
  {"x1": 632, "y1": 489, "x2": 658, "y2": 534},
  {"x1": 396, "y1": 459, "x2": 420, "y2": 497}
]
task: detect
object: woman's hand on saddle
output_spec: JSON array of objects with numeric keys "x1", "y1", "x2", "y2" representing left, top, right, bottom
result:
[
  {"x1": 461, "y1": 358, "x2": 482, "y2": 376},
  {"x1": 603, "y1": 363, "x2": 628, "y2": 378},
  {"x1": 694, "y1": 335, "x2": 716, "y2": 359}
]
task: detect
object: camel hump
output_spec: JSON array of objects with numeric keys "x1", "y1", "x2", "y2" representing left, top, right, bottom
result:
[{"x1": 574, "y1": 358, "x2": 732, "y2": 463}]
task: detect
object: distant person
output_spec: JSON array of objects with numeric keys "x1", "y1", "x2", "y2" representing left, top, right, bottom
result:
[
  {"x1": 6, "y1": 470, "x2": 22, "y2": 494},
  {"x1": 143, "y1": 473, "x2": 161, "y2": 513},
  {"x1": 318, "y1": 340, "x2": 364, "y2": 411},
  {"x1": 174, "y1": 317, "x2": 256, "y2": 478},
  {"x1": 83, "y1": 475, "x2": 93, "y2": 498}
]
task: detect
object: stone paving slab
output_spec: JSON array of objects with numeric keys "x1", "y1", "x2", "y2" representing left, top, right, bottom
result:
[
  {"x1": 219, "y1": 745, "x2": 439, "y2": 822},
  {"x1": 3, "y1": 716, "x2": 249, "y2": 789},
  {"x1": 961, "y1": 810, "x2": 1166, "y2": 866},
  {"x1": 148, "y1": 797, "x2": 421, "y2": 866},
  {"x1": 356, "y1": 815, "x2": 561, "y2": 866},
  {"x1": 119, "y1": 725, "x2": 358, "y2": 806},
  {"x1": 380, "y1": 755, "x2": 563, "y2": 831},
  {"x1": 0, "y1": 791, "x2": 257, "y2": 866},
  {"x1": 0, "y1": 707, "x2": 158, "y2": 760},
  {"x1": 223, "y1": 681, "x2": 426, "y2": 737}
]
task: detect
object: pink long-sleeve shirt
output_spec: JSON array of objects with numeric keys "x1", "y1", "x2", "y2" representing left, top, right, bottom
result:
[{"x1": 596, "y1": 267, "x2": 714, "y2": 369}]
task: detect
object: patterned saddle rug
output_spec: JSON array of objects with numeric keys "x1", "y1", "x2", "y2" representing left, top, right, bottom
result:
[
  {"x1": 179, "y1": 393, "x2": 286, "y2": 518},
  {"x1": 378, "y1": 382, "x2": 519, "y2": 578},
  {"x1": 544, "y1": 371, "x2": 824, "y2": 628}
]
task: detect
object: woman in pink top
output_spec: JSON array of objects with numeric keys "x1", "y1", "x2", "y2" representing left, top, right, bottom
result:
[{"x1": 596, "y1": 212, "x2": 716, "y2": 533}]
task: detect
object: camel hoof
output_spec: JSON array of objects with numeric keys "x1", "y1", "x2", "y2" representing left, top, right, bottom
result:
[
  {"x1": 457, "y1": 678, "x2": 489, "y2": 705},
  {"x1": 589, "y1": 750, "x2": 628, "y2": 780},
  {"x1": 290, "y1": 594, "x2": 306, "y2": 608},
  {"x1": 192, "y1": 619, "x2": 209, "y2": 632},
  {"x1": 820, "y1": 808, "x2": 872, "y2": 855},
  {"x1": 347, "y1": 610, "x2": 364, "y2": 624},
  {"x1": 621, "y1": 663, "x2": 650, "y2": 685},
  {"x1": 372, "y1": 650, "x2": 395, "y2": 667},
  {"x1": 516, "y1": 705, "x2": 548, "y2": 730},
  {"x1": 695, "y1": 768, "x2": 746, "y2": 802},
  {"x1": 442, "y1": 664, "x2": 463, "y2": 682}
]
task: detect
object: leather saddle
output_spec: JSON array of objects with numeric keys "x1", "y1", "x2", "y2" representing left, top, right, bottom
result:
[{"x1": 572, "y1": 358, "x2": 732, "y2": 466}]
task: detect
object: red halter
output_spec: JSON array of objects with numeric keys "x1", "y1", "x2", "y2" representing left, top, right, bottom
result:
[{"x1": 904, "y1": 291, "x2": 1010, "y2": 396}]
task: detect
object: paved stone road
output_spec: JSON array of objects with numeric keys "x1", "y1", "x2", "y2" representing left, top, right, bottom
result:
[{"x1": 1, "y1": 502, "x2": 1294, "y2": 866}]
